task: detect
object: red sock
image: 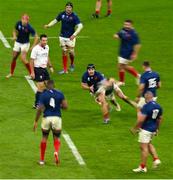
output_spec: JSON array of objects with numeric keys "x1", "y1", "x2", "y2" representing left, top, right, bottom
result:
[
  {"x1": 96, "y1": 10, "x2": 100, "y2": 15},
  {"x1": 140, "y1": 163, "x2": 146, "y2": 168},
  {"x1": 153, "y1": 157, "x2": 159, "y2": 161},
  {"x1": 107, "y1": 9, "x2": 112, "y2": 15},
  {"x1": 119, "y1": 71, "x2": 125, "y2": 82},
  {"x1": 10, "y1": 60, "x2": 16, "y2": 75},
  {"x1": 25, "y1": 63, "x2": 31, "y2": 74},
  {"x1": 126, "y1": 67, "x2": 138, "y2": 77},
  {"x1": 63, "y1": 55, "x2": 68, "y2": 72},
  {"x1": 40, "y1": 141, "x2": 47, "y2": 161},
  {"x1": 54, "y1": 139, "x2": 61, "y2": 153},
  {"x1": 69, "y1": 54, "x2": 74, "y2": 66}
]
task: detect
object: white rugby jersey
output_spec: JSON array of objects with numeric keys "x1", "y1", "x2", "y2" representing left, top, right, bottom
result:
[{"x1": 30, "y1": 44, "x2": 49, "y2": 68}]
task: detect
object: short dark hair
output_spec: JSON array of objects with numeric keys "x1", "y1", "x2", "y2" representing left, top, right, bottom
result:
[
  {"x1": 40, "y1": 34, "x2": 47, "y2": 40},
  {"x1": 87, "y1": 64, "x2": 95, "y2": 70},
  {"x1": 143, "y1": 61, "x2": 150, "y2": 67},
  {"x1": 46, "y1": 80, "x2": 54, "y2": 88},
  {"x1": 125, "y1": 19, "x2": 133, "y2": 24},
  {"x1": 66, "y1": 1, "x2": 73, "y2": 8}
]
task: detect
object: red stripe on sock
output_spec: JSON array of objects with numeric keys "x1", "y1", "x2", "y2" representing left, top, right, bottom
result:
[
  {"x1": 119, "y1": 71, "x2": 125, "y2": 82},
  {"x1": 126, "y1": 67, "x2": 138, "y2": 77}
]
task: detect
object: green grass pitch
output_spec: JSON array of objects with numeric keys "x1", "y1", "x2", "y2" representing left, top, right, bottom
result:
[{"x1": 0, "y1": 0, "x2": 173, "y2": 178}]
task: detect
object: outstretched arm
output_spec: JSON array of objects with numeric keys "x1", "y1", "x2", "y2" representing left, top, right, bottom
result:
[{"x1": 44, "y1": 19, "x2": 58, "y2": 28}]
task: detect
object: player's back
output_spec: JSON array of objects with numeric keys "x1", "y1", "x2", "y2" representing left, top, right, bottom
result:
[
  {"x1": 141, "y1": 71, "x2": 160, "y2": 97},
  {"x1": 141, "y1": 101, "x2": 162, "y2": 132},
  {"x1": 39, "y1": 89, "x2": 65, "y2": 117}
]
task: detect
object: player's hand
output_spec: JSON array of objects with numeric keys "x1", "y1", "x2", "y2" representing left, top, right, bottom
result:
[
  {"x1": 130, "y1": 127, "x2": 139, "y2": 135},
  {"x1": 70, "y1": 35, "x2": 76, "y2": 41},
  {"x1": 30, "y1": 72, "x2": 35, "y2": 80},
  {"x1": 50, "y1": 67, "x2": 54, "y2": 73},
  {"x1": 44, "y1": 24, "x2": 49, "y2": 29},
  {"x1": 33, "y1": 121, "x2": 38, "y2": 132},
  {"x1": 89, "y1": 85, "x2": 94, "y2": 93},
  {"x1": 130, "y1": 52, "x2": 137, "y2": 60}
]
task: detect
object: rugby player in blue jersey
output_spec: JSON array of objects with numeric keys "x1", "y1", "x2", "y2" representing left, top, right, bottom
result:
[
  {"x1": 6, "y1": 14, "x2": 38, "y2": 78},
  {"x1": 33, "y1": 80, "x2": 68, "y2": 165},
  {"x1": 44, "y1": 2, "x2": 83, "y2": 74},
  {"x1": 113, "y1": 20, "x2": 141, "y2": 85},
  {"x1": 81, "y1": 64, "x2": 137, "y2": 123},
  {"x1": 137, "y1": 61, "x2": 161, "y2": 109},
  {"x1": 131, "y1": 91, "x2": 163, "y2": 172}
]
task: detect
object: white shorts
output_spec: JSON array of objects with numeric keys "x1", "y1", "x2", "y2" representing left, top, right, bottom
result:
[
  {"x1": 41, "y1": 116, "x2": 62, "y2": 131},
  {"x1": 59, "y1": 36, "x2": 76, "y2": 48},
  {"x1": 118, "y1": 56, "x2": 130, "y2": 64},
  {"x1": 137, "y1": 97, "x2": 157, "y2": 108},
  {"x1": 138, "y1": 129, "x2": 155, "y2": 143},
  {"x1": 13, "y1": 41, "x2": 30, "y2": 52}
]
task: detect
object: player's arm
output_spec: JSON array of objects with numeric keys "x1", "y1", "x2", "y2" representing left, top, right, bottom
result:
[
  {"x1": 44, "y1": 19, "x2": 58, "y2": 29},
  {"x1": 113, "y1": 33, "x2": 120, "y2": 39},
  {"x1": 30, "y1": 33, "x2": 39, "y2": 50},
  {"x1": 131, "y1": 44, "x2": 141, "y2": 60},
  {"x1": 136, "y1": 83, "x2": 145, "y2": 102},
  {"x1": 70, "y1": 23, "x2": 83, "y2": 40},
  {"x1": 61, "y1": 99, "x2": 68, "y2": 109},
  {"x1": 130, "y1": 112, "x2": 146, "y2": 134},
  {"x1": 81, "y1": 82, "x2": 94, "y2": 92},
  {"x1": 30, "y1": 58, "x2": 35, "y2": 79},
  {"x1": 157, "y1": 81, "x2": 161, "y2": 89},
  {"x1": 47, "y1": 57, "x2": 54, "y2": 73},
  {"x1": 12, "y1": 29, "x2": 17, "y2": 41},
  {"x1": 33, "y1": 104, "x2": 45, "y2": 131}
]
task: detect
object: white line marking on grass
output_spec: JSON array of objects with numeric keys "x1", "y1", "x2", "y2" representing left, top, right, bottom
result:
[
  {"x1": 5, "y1": 35, "x2": 89, "y2": 40},
  {"x1": 24, "y1": 75, "x2": 86, "y2": 166},
  {"x1": 0, "y1": 31, "x2": 11, "y2": 48},
  {"x1": 62, "y1": 132, "x2": 86, "y2": 165}
]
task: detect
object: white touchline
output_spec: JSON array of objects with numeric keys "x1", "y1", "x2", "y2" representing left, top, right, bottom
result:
[
  {"x1": 0, "y1": 31, "x2": 11, "y2": 48},
  {"x1": 62, "y1": 133, "x2": 86, "y2": 165},
  {"x1": 24, "y1": 75, "x2": 86, "y2": 166}
]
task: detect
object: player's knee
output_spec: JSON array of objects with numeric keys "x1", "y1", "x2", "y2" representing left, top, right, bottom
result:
[
  {"x1": 62, "y1": 46, "x2": 68, "y2": 53},
  {"x1": 53, "y1": 130, "x2": 61, "y2": 138},
  {"x1": 42, "y1": 130, "x2": 49, "y2": 138},
  {"x1": 69, "y1": 48, "x2": 75, "y2": 55}
]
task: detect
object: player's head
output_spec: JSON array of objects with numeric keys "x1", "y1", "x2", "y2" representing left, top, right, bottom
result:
[
  {"x1": 124, "y1": 19, "x2": 133, "y2": 30},
  {"x1": 40, "y1": 34, "x2": 48, "y2": 47},
  {"x1": 46, "y1": 80, "x2": 55, "y2": 89},
  {"x1": 142, "y1": 61, "x2": 151, "y2": 70},
  {"x1": 144, "y1": 91, "x2": 154, "y2": 102},
  {"x1": 65, "y1": 2, "x2": 73, "y2": 14},
  {"x1": 21, "y1": 13, "x2": 29, "y2": 25},
  {"x1": 87, "y1": 64, "x2": 95, "y2": 76}
]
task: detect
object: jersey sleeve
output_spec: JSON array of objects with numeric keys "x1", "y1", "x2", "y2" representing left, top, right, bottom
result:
[
  {"x1": 81, "y1": 73, "x2": 87, "y2": 83},
  {"x1": 141, "y1": 105, "x2": 148, "y2": 115},
  {"x1": 74, "y1": 14, "x2": 81, "y2": 25},
  {"x1": 140, "y1": 74, "x2": 146, "y2": 84},
  {"x1": 30, "y1": 47, "x2": 37, "y2": 59},
  {"x1": 15, "y1": 21, "x2": 19, "y2": 30},
  {"x1": 133, "y1": 32, "x2": 140, "y2": 45},
  {"x1": 98, "y1": 72, "x2": 104, "y2": 81},
  {"x1": 39, "y1": 93, "x2": 45, "y2": 106},
  {"x1": 29, "y1": 25, "x2": 36, "y2": 37},
  {"x1": 56, "y1": 12, "x2": 62, "y2": 22}
]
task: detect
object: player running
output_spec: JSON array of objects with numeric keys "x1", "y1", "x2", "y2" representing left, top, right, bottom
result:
[
  {"x1": 136, "y1": 61, "x2": 161, "y2": 109},
  {"x1": 130, "y1": 91, "x2": 163, "y2": 173},
  {"x1": 44, "y1": 2, "x2": 83, "y2": 74},
  {"x1": 113, "y1": 20, "x2": 141, "y2": 85},
  {"x1": 81, "y1": 64, "x2": 137, "y2": 123},
  {"x1": 6, "y1": 14, "x2": 38, "y2": 78},
  {"x1": 92, "y1": 0, "x2": 112, "y2": 18},
  {"x1": 33, "y1": 80, "x2": 68, "y2": 165}
]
